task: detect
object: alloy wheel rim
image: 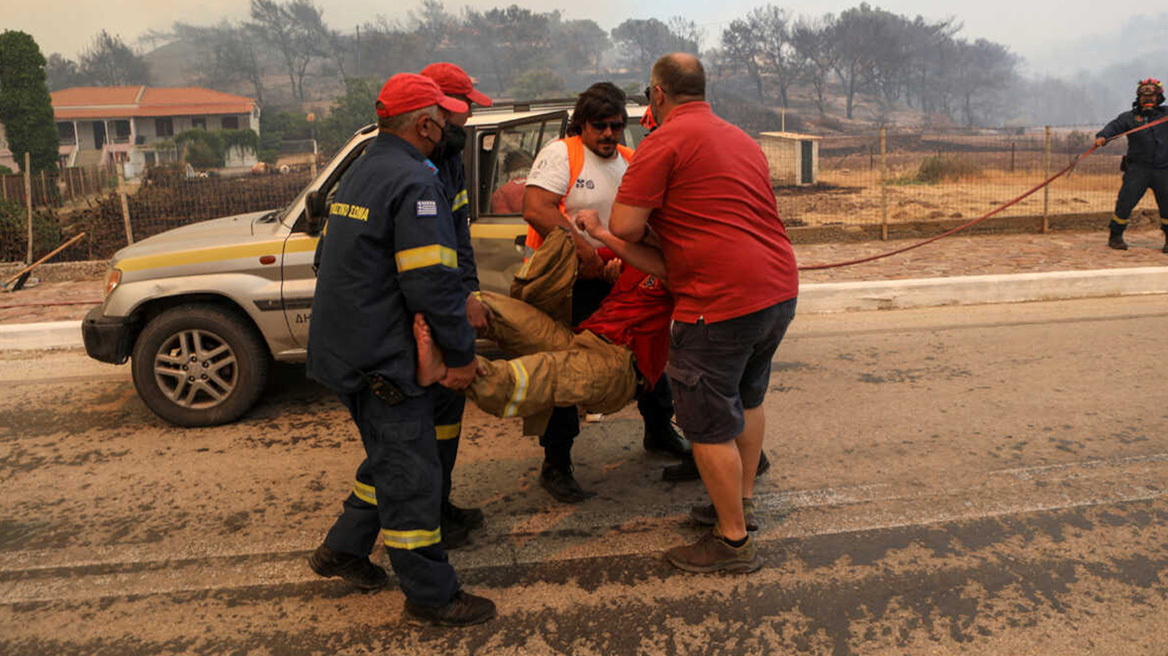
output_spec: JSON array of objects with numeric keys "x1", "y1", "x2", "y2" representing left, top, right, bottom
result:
[{"x1": 153, "y1": 329, "x2": 237, "y2": 409}]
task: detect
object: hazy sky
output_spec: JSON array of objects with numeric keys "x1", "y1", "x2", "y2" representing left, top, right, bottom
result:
[{"x1": 5, "y1": 0, "x2": 1149, "y2": 75}]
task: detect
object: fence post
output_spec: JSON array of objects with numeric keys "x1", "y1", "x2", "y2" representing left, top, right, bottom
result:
[
  {"x1": 1042, "y1": 126, "x2": 1051, "y2": 234},
  {"x1": 117, "y1": 166, "x2": 134, "y2": 245},
  {"x1": 880, "y1": 127, "x2": 888, "y2": 241},
  {"x1": 24, "y1": 153, "x2": 34, "y2": 264}
]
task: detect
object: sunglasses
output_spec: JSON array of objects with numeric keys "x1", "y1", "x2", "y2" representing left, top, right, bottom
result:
[{"x1": 588, "y1": 120, "x2": 626, "y2": 133}]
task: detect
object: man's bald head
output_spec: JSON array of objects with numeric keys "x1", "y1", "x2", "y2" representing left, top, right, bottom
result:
[{"x1": 651, "y1": 53, "x2": 705, "y2": 101}]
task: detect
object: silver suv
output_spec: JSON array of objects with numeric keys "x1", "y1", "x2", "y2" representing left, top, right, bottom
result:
[{"x1": 83, "y1": 101, "x2": 647, "y2": 426}]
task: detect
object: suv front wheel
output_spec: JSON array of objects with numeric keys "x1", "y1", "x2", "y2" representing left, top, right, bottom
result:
[{"x1": 131, "y1": 304, "x2": 271, "y2": 427}]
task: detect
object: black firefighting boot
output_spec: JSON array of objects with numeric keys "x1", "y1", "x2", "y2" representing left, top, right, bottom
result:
[{"x1": 1108, "y1": 228, "x2": 1128, "y2": 250}]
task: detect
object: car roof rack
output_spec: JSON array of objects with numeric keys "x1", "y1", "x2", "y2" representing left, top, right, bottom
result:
[{"x1": 475, "y1": 96, "x2": 649, "y2": 115}]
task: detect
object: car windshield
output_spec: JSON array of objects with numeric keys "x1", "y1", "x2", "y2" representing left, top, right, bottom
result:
[{"x1": 280, "y1": 126, "x2": 377, "y2": 228}]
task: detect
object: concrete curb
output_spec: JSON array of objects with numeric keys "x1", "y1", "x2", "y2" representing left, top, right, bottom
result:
[
  {"x1": 2, "y1": 267, "x2": 1167, "y2": 352},
  {"x1": 798, "y1": 267, "x2": 1168, "y2": 313},
  {"x1": 0, "y1": 321, "x2": 85, "y2": 352}
]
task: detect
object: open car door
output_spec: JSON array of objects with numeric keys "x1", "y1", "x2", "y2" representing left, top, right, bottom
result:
[{"x1": 467, "y1": 109, "x2": 568, "y2": 294}]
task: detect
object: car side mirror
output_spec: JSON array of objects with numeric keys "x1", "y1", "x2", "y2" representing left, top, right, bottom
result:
[{"x1": 305, "y1": 190, "x2": 327, "y2": 236}]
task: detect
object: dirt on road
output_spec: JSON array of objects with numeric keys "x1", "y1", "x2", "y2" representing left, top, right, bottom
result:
[{"x1": 2, "y1": 296, "x2": 1167, "y2": 654}]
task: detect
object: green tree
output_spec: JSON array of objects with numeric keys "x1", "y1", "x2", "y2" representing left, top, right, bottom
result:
[
  {"x1": 0, "y1": 199, "x2": 60, "y2": 261},
  {"x1": 317, "y1": 76, "x2": 379, "y2": 153},
  {"x1": 554, "y1": 19, "x2": 610, "y2": 75},
  {"x1": 611, "y1": 18, "x2": 700, "y2": 81},
  {"x1": 258, "y1": 109, "x2": 312, "y2": 164},
  {"x1": 830, "y1": 3, "x2": 888, "y2": 119},
  {"x1": 461, "y1": 6, "x2": 556, "y2": 92},
  {"x1": 174, "y1": 128, "x2": 259, "y2": 168},
  {"x1": 408, "y1": 0, "x2": 455, "y2": 65},
  {"x1": 44, "y1": 53, "x2": 84, "y2": 91},
  {"x1": 0, "y1": 31, "x2": 60, "y2": 173},
  {"x1": 248, "y1": 0, "x2": 329, "y2": 101},
  {"x1": 722, "y1": 18, "x2": 765, "y2": 101},
  {"x1": 952, "y1": 38, "x2": 1019, "y2": 126},
  {"x1": 507, "y1": 68, "x2": 565, "y2": 100},
  {"x1": 78, "y1": 30, "x2": 150, "y2": 85},
  {"x1": 173, "y1": 21, "x2": 267, "y2": 105},
  {"x1": 790, "y1": 16, "x2": 838, "y2": 116}
]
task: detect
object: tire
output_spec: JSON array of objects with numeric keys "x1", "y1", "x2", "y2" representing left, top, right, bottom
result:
[{"x1": 131, "y1": 304, "x2": 271, "y2": 427}]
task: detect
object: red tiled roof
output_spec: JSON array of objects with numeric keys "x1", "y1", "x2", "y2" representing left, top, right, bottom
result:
[{"x1": 51, "y1": 86, "x2": 256, "y2": 120}]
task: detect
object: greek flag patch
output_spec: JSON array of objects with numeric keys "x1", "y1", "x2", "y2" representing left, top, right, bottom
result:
[{"x1": 416, "y1": 200, "x2": 438, "y2": 217}]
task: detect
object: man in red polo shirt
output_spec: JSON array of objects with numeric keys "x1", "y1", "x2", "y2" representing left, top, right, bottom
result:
[{"x1": 609, "y1": 53, "x2": 799, "y2": 573}]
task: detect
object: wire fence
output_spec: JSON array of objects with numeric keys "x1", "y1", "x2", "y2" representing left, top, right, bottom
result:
[
  {"x1": 775, "y1": 125, "x2": 1138, "y2": 231},
  {"x1": 1, "y1": 165, "x2": 119, "y2": 209},
  {"x1": 1, "y1": 164, "x2": 313, "y2": 264},
  {"x1": 0, "y1": 124, "x2": 1155, "y2": 266}
]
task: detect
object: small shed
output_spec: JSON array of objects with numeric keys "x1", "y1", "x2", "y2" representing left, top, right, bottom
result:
[{"x1": 759, "y1": 131, "x2": 821, "y2": 186}]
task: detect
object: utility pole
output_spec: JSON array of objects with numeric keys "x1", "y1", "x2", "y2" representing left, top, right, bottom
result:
[{"x1": 24, "y1": 152, "x2": 33, "y2": 264}]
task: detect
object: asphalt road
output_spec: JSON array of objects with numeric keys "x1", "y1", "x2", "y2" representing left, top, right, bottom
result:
[{"x1": 2, "y1": 295, "x2": 1166, "y2": 655}]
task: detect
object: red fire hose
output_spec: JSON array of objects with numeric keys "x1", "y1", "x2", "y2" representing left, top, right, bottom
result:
[
  {"x1": 4, "y1": 116, "x2": 1167, "y2": 311},
  {"x1": 798, "y1": 113, "x2": 1168, "y2": 270}
]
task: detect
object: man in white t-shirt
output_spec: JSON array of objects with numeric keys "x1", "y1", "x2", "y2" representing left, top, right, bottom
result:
[{"x1": 520, "y1": 83, "x2": 691, "y2": 504}]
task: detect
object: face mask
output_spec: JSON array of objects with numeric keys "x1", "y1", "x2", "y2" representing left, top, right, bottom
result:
[
  {"x1": 421, "y1": 117, "x2": 447, "y2": 157},
  {"x1": 434, "y1": 123, "x2": 467, "y2": 161}
]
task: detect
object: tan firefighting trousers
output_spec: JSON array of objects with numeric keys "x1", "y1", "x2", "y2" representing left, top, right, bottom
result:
[
  {"x1": 465, "y1": 292, "x2": 638, "y2": 427},
  {"x1": 463, "y1": 227, "x2": 638, "y2": 433}
]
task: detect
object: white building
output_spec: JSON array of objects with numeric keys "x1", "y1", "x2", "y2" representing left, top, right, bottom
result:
[
  {"x1": 50, "y1": 86, "x2": 260, "y2": 178},
  {"x1": 759, "y1": 131, "x2": 821, "y2": 186}
]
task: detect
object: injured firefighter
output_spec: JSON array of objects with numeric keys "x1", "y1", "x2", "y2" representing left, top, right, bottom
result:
[{"x1": 413, "y1": 222, "x2": 672, "y2": 431}]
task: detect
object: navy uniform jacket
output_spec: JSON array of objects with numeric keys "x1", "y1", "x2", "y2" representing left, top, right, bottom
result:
[
  {"x1": 307, "y1": 132, "x2": 476, "y2": 396},
  {"x1": 436, "y1": 153, "x2": 480, "y2": 293},
  {"x1": 1097, "y1": 106, "x2": 1168, "y2": 169}
]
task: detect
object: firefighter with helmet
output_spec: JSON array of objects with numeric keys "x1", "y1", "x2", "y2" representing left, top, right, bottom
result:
[{"x1": 1094, "y1": 78, "x2": 1168, "y2": 252}]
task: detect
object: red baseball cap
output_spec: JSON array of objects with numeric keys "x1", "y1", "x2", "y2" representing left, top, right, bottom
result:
[
  {"x1": 420, "y1": 63, "x2": 493, "y2": 108},
  {"x1": 376, "y1": 73, "x2": 468, "y2": 118}
]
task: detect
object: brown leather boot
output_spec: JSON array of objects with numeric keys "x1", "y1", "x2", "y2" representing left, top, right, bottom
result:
[
  {"x1": 665, "y1": 532, "x2": 763, "y2": 573},
  {"x1": 404, "y1": 590, "x2": 497, "y2": 626}
]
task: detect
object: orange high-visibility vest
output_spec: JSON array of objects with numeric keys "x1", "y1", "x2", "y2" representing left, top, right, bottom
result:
[{"x1": 524, "y1": 135, "x2": 634, "y2": 251}]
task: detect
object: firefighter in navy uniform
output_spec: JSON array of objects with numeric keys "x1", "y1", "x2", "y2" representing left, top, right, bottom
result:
[
  {"x1": 1095, "y1": 78, "x2": 1168, "y2": 252},
  {"x1": 420, "y1": 63, "x2": 493, "y2": 549},
  {"x1": 306, "y1": 73, "x2": 495, "y2": 627}
]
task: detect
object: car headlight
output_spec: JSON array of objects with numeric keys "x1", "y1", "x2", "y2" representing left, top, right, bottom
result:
[{"x1": 104, "y1": 268, "x2": 122, "y2": 298}]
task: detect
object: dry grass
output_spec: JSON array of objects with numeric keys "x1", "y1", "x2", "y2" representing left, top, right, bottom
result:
[{"x1": 777, "y1": 146, "x2": 1158, "y2": 227}]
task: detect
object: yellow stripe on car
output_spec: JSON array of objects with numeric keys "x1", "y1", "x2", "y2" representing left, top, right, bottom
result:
[
  {"x1": 469, "y1": 223, "x2": 528, "y2": 240},
  {"x1": 286, "y1": 236, "x2": 320, "y2": 252},
  {"x1": 117, "y1": 235, "x2": 321, "y2": 273},
  {"x1": 395, "y1": 245, "x2": 457, "y2": 272}
]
